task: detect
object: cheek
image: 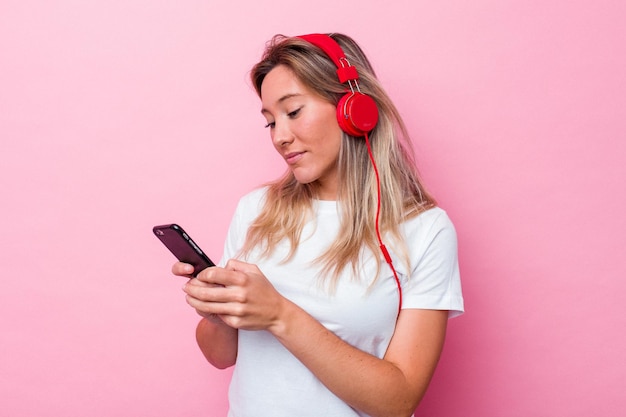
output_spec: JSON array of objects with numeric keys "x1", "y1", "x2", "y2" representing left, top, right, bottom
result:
[
  {"x1": 324, "y1": 121, "x2": 344, "y2": 154},
  {"x1": 312, "y1": 107, "x2": 342, "y2": 143},
  {"x1": 270, "y1": 132, "x2": 280, "y2": 151}
]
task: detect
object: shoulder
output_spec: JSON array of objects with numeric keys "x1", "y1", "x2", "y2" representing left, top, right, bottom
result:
[
  {"x1": 235, "y1": 186, "x2": 269, "y2": 213},
  {"x1": 225, "y1": 186, "x2": 269, "y2": 233},
  {"x1": 401, "y1": 207, "x2": 457, "y2": 244},
  {"x1": 221, "y1": 187, "x2": 270, "y2": 261},
  {"x1": 395, "y1": 206, "x2": 459, "y2": 277}
]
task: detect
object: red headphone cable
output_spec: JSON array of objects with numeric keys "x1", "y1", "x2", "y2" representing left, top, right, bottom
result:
[{"x1": 363, "y1": 133, "x2": 402, "y2": 316}]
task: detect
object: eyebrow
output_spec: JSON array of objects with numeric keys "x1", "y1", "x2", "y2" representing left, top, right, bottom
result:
[{"x1": 261, "y1": 93, "x2": 302, "y2": 114}]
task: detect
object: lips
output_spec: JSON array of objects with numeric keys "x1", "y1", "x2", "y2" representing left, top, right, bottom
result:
[{"x1": 284, "y1": 151, "x2": 305, "y2": 165}]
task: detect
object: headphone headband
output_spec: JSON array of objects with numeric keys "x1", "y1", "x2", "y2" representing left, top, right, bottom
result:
[{"x1": 297, "y1": 34, "x2": 359, "y2": 83}]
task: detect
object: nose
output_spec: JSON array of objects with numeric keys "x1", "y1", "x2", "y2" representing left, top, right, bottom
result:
[{"x1": 271, "y1": 120, "x2": 294, "y2": 148}]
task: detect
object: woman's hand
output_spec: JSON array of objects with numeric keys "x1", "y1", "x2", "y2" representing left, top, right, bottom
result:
[
  {"x1": 171, "y1": 261, "x2": 223, "y2": 324},
  {"x1": 172, "y1": 261, "x2": 238, "y2": 369},
  {"x1": 171, "y1": 261, "x2": 195, "y2": 278},
  {"x1": 181, "y1": 259, "x2": 287, "y2": 331}
]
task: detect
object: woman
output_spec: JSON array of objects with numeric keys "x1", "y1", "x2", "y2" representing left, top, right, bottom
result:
[{"x1": 175, "y1": 33, "x2": 464, "y2": 417}]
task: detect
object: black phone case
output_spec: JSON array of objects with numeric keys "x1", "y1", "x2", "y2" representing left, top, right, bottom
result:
[{"x1": 152, "y1": 224, "x2": 215, "y2": 276}]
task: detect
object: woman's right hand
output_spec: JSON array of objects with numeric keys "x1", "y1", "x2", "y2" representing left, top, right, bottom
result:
[
  {"x1": 171, "y1": 262, "x2": 224, "y2": 324},
  {"x1": 172, "y1": 261, "x2": 238, "y2": 369}
]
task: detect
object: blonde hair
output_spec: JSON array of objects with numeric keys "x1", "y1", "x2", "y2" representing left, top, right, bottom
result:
[{"x1": 243, "y1": 33, "x2": 436, "y2": 289}]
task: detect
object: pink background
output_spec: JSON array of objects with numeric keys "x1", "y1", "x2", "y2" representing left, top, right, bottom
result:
[{"x1": 1, "y1": 1, "x2": 624, "y2": 416}]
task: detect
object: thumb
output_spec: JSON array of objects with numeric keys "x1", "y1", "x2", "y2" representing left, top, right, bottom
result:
[{"x1": 224, "y1": 258, "x2": 257, "y2": 273}]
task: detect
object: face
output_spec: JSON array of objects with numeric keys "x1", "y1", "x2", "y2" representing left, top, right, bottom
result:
[{"x1": 260, "y1": 65, "x2": 343, "y2": 200}]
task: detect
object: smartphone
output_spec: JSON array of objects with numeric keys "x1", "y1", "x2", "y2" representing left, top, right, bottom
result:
[{"x1": 152, "y1": 223, "x2": 215, "y2": 277}]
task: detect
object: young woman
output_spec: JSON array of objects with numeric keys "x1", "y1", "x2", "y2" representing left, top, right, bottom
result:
[{"x1": 174, "y1": 33, "x2": 464, "y2": 417}]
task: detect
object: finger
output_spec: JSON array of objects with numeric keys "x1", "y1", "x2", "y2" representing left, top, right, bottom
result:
[
  {"x1": 224, "y1": 258, "x2": 259, "y2": 274},
  {"x1": 197, "y1": 311, "x2": 225, "y2": 324},
  {"x1": 185, "y1": 277, "x2": 220, "y2": 289},
  {"x1": 185, "y1": 293, "x2": 242, "y2": 318},
  {"x1": 195, "y1": 265, "x2": 224, "y2": 284},
  {"x1": 172, "y1": 262, "x2": 194, "y2": 277},
  {"x1": 197, "y1": 266, "x2": 248, "y2": 288},
  {"x1": 184, "y1": 282, "x2": 242, "y2": 304}
]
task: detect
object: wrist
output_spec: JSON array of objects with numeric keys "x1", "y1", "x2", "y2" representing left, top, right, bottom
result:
[{"x1": 268, "y1": 297, "x2": 299, "y2": 338}]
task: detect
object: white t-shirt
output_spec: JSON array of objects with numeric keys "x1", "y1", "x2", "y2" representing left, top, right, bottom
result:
[{"x1": 219, "y1": 187, "x2": 464, "y2": 417}]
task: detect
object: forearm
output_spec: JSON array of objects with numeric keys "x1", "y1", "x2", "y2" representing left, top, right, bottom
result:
[
  {"x1": 195, "y1": 317, "x2": 238, "y2": 369},
  {"x1": 269, "y1": 301, "x2": 435, "y2": 417}
]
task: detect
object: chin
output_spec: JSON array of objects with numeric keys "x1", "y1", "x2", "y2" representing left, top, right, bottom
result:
[
  {"x1": 291, "y1": 169, "x2": 318, "y2": 185},
  {"x1": 293, "y1": 177, "x2": 317, "y2": 186}
]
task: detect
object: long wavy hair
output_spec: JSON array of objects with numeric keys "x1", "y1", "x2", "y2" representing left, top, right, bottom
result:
[{"x1": 241, "y1": 33, "x2": 436, "y2": 289}]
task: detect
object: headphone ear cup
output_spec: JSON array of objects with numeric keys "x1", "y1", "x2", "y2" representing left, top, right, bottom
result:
[{"x1": 336, "y1": 92, "x2": 379, "y2": 137}]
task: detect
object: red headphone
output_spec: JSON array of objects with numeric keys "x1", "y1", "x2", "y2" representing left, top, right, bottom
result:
[{"x1": 297, "y1": 34, "x2": 379, "y2": 137}]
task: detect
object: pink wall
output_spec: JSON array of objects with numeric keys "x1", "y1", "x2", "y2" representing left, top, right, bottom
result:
[{"x1": 1, "y1": 1, "x2": 624, "y2": 416}]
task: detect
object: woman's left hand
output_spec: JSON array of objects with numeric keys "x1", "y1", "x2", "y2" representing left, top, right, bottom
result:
[{"x1": 182, "y1": 258, "x2": 286, "y2": 331}]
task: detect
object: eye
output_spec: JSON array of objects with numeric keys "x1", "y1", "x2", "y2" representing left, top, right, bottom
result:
[
  {"x1": 264, "y1": 121, "x2": 275, "y2": 129},
  {"x1": 287, "y1": 108, "x2": 301, "y2": 119}
]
